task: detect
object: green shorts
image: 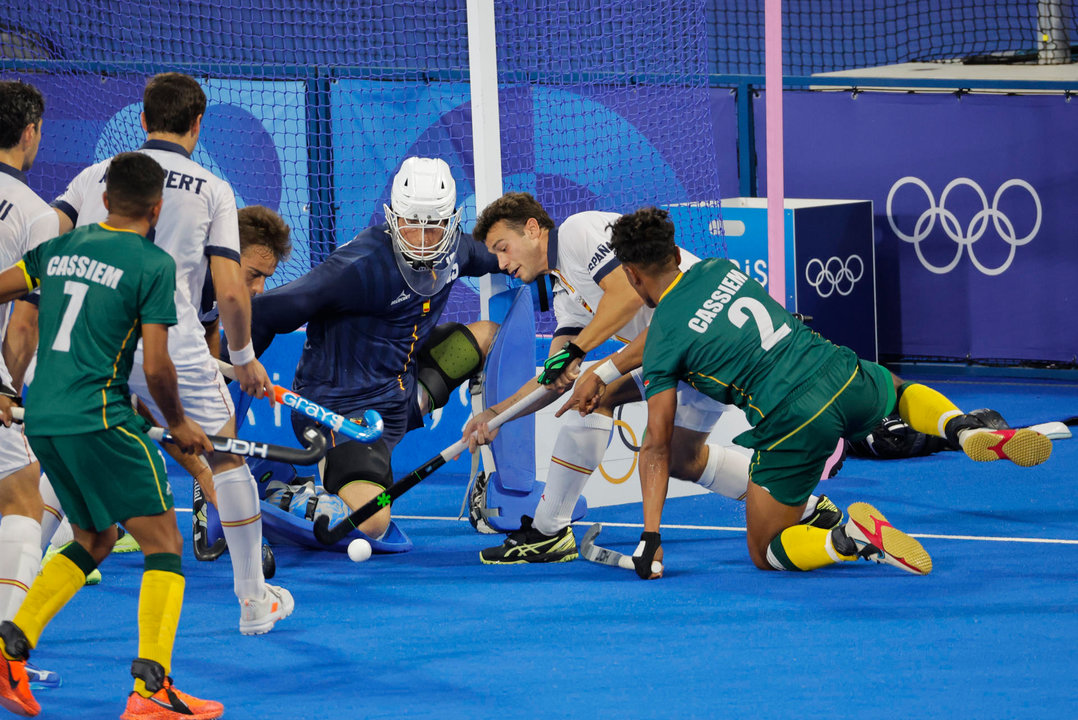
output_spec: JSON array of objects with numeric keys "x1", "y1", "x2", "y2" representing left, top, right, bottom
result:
[
  {"x1": 735, "y1": 346, "x2": 896, "y2": 506},
  {"x1": 28, "y1": 417, "x2": 173, "y2": 532}
]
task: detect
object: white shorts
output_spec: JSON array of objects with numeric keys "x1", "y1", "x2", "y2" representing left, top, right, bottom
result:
[
  {"x1": 630, "y1": 368, "x2": 726, "y2": 433},
  {"x1": 0, "y1": 421, "x2": 36, "y2": 478},
  {"x1": 128, "y1": 348, "x2": 234, "y2": 435}
]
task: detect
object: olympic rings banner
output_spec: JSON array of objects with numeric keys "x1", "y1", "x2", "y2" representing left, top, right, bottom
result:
[{"x1": 762, "y1": 91, "x2": 1077, "y2": 363}]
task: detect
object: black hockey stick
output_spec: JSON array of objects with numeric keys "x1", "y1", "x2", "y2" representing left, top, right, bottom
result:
[
  {"x1": 313, "y1": 385, "x2": 548, "y2": 545},
  {"x1": 579, "y1": 523, "x2": 635, "y2": 570},
  {"x1": 10, "y1": 408, "x2": 328, "y2": 464},
  {"x1": 148, "y1": 425, "x2": 328, "y2": 464}
]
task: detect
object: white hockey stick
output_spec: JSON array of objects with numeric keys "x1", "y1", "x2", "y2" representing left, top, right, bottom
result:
[{"x1": 579, "y1": 523, "x2": 635, "y2": 570}]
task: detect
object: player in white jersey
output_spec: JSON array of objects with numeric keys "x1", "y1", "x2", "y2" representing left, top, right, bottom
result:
[
  {"x1": 0, "y1": 79, "x2": 64, "y2": 689},
  {"x1": 52, "y1": 73, "x2": 290, "y2": 635},
  {"x1": 464, "y1": 193, "x2": 842, "y2": 563}
]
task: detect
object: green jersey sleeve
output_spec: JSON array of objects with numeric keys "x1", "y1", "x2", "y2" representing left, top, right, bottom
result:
[{"x1": 139, "y1": 250, "x2": 177, "y2": 326}]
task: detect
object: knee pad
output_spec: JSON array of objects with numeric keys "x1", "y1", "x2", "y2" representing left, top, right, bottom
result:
[
  {"x1": 417, "y1": 322, "x2": 483, "y2": 410},
  {"x1": 322, "y1": 439, "x2": 392, "y2": 495}
]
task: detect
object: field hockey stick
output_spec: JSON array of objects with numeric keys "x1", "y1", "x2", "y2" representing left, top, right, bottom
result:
[
  {"x1": 217, "y1": 359, "x2": 383, "y2": 444},
  {"x1": 579, "y1": 523, "x2": 635, "y2": 570},
  {"x1": 10, "y1": 408, "x2": 328, "y2": 464},
  {"x1": 313, "y1": 384, "x2": 549, "y2": 545}
]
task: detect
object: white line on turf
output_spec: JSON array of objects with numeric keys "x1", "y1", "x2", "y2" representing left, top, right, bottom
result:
[{"x1": 392, "y1": 515, "x2": 1078, "y2": 545}]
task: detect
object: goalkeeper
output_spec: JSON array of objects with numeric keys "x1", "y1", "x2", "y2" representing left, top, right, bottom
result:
[
  {"x1": 463, "y1": 193, "x2": 843, "y2": 565},
  {"x1": 246, "y1": 157, "x2": 501, "y2": 540}
]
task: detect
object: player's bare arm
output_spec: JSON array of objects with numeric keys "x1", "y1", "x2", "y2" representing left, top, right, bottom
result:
[
  {"x1": 209, "y1": 254, "x2": 273, "y2": 403},
  {"x1": 135, "y1": 395, "x2": 218, "y2": 506},
  {"x1": 568, "y1": 265, "x2": 645, "y2": 355},
  {"x1": 0, "y1": 263, "x2": 35, "y2": 307},
  {"x1": 202, "y1": 315, "x2": 222, "y2": 358},
  {"x1": 556, "y1": 326, "x2": 649, "y2": 418},
  {"x1": 542, "y1": 269, "x2": 645, "y2": 394},
  {"x1": 53, "y1": 206, "x2": 74, "y2": 234},
  {"x1": 462, "y1": 335, "x2": 581, "y2": 452},
  {"x1": 141, "y1": 323, "x2": 213, "y2": 455},
  {"x1": 2, "y1": 299, "x2": 38, "y2": 391},
  {"x1": 635, "y1": 386, "x2": 677, "y2": 579}
]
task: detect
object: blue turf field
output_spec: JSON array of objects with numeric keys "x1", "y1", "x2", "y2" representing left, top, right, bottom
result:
[{"x1": 21, "y1": 376, "x2": 1078, "y2": 720}]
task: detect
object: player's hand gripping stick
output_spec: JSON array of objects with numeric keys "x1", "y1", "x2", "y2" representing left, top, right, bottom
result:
[
  {"x1": 217, "y1": 359, "x2": 382, "y2": 444},
  {"x1": 10, "y1": 407, "x2": 328, "y2": 464}
]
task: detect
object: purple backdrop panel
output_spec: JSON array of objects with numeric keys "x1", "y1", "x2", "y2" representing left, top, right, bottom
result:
[{"x1": 756, "y1": 91, "x2": 1077, "y2": 362}]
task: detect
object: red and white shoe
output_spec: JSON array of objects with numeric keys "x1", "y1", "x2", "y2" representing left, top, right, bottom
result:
[
  {"x1": 239, "y1": 583, "x2": 294, "y2": 636},
  {"x1": 845, "y1": 502, "x2": 932, "y2": 575},
  {"x1": 962, "y1": 428, "x2": 1052, "y2": 467}
]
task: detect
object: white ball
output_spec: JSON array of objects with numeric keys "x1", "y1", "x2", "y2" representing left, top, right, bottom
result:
[
  {"x1": 651, "y1": 560, "x2": 664, "y2": 575},
  {"x1": 347, "y1": 538, "x2": 372, "y2": 563}
]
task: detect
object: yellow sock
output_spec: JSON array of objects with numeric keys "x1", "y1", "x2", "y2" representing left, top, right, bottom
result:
[
  {"x1": 897, "y1": 382, "x2": 962, "y2": 438},
  {"x1": 766, "y1": 525, "x2": 857, "y2": 571},
  {"x1": 12, "y1": 551, "x2": 87, "y2": 651},
  {"x1": 133, "y1": 557, "x2": 185, "y2": 698}
]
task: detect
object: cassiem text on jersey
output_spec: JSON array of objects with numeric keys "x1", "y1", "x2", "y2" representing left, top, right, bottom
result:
[
  {"x1": 687, "y1": 266, "x2": 748, "y2": 334},
  {"x1": 46, "y1": 254, "x2": 124, "y2": 289}
]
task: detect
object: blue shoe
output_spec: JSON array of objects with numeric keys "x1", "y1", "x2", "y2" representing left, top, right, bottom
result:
[{"x1": 26, "y1": 660, "x2": 61, "y2": 690}]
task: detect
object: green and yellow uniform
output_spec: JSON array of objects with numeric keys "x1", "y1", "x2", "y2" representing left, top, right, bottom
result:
[
  {"x1": 643, "y1": 258, "x2": 896, "y2": 505},
  {"x1": 17, "y1": 222, "x2": 177, "y2": 530}
]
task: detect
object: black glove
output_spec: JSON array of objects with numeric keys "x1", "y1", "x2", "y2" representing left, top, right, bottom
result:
[
  {"x1": 539, "y1": 341, "x2": 585, "y2": 385},
  {"x1": 632, "y1": 531, "x2": 662, "y2": 579},
  {"x1": 0, "y1": 381, "x2": 21, "y2": 411}
]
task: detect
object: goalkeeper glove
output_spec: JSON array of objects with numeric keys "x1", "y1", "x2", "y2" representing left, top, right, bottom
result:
[{"x1": 538, "y1": 341, "x2": 585, "y2": 385}]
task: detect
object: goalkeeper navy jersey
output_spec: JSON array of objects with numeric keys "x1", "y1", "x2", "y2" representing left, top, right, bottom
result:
[{"x1": 251, "y1": 223, "x2": 500, "y2": 429}]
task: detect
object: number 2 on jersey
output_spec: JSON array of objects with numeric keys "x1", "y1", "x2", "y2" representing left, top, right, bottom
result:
[
  {"x1": 728, "y1": 296, "x2": 790, "y2": 351},
  {"x1": 52, "y1": 280, "x2": 88, "y2": 352}
]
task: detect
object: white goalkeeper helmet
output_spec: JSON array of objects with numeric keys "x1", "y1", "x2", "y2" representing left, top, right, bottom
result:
[{"x1": 383, "y1": 157, "x2": 463, "y2": 296}]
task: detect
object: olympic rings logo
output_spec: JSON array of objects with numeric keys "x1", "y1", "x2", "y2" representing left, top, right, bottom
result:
[
  {"x1": 805, "y1": 255, "x2": 864, "y2": 298},
  {"x1": 597, "y1": 417, "x2": 639, "y2": 485},
  {"x1": 886, "y1": 177, "x2": 1041, "y2": 276}
]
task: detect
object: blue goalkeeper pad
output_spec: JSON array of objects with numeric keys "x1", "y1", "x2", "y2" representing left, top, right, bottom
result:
[
  {"x1": 204, "y1": 455, "x2": 412, "y2": 553},
  {"x1": 480, "y1": 286, "x2": 587, "y2": 532},
  {"x1": 260, "y1": 501, "x2": 412, "y2": 554}
]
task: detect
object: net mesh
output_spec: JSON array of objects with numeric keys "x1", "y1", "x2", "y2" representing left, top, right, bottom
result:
[
  {"x1": 3, "y1": 0, "x2": 725, "y2": 331},
  {"x1": 5, "y1": 1, "x2": 1062, "y2": 333},
  {"x1": 707, "y1": 0, "x2": 1077, "y2": 75}
]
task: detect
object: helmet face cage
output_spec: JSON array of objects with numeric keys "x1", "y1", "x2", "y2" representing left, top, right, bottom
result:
[
  {"x1": 383, "y1": 204, "x2": 463, "y2": 266},
  {"x1": 383, "y1": 157, "x2": 463, "y2": 296}
]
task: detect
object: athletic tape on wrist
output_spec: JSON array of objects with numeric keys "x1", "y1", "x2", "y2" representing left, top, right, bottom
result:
[
  {"x1": 229, "y1": 340, "x2": 256, "y2": 366},
  {"x1": 593, "y1": 358, "x2": 621, "y2": 385}
]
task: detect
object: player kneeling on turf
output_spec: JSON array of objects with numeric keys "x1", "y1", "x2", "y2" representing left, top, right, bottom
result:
[{"x1": 569, "y1": 207, "x2": 1051, "y2": 579}]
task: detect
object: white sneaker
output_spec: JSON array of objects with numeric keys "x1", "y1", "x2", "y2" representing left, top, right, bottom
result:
[{"x1": 239, "y1": 584, "x2": 294, "y2": 635}]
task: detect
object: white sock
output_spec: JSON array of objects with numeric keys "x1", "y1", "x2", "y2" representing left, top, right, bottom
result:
[
  {"x1": 0, "y1": 514, "x2": 43, "y2": 621},
  {"x1": 38, "y1": 474, "x2": 65, "y2": 553},
  {"x1": 533, "y1": 413, "x2": 613, "y2": 536},
  {"x1": 213, "y1": 464, "x2": 265, "y2": 600},
  {"x1": 800, "y1": 495, "x2": 823, "y2": 521},
  {"x1": 693, "y1": 444, "x2": 750, "y2": 500}
]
